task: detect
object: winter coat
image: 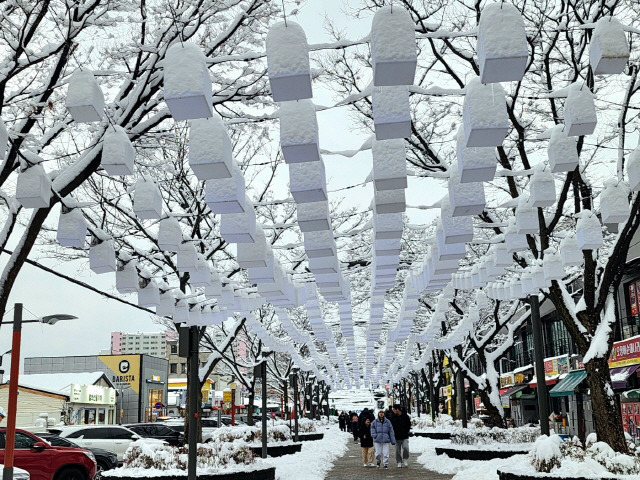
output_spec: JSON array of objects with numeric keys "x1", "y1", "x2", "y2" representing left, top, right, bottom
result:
[
  {"x1": 338, "y1": 414, "x2": 346, "y2": 428},
  {"x1": 351, "y1": 414, "x2": 359, "y2": 432},
  {"x1": 370, "y1": 417, "x2": 396, "y2": 444},
  {"x1": 359, "y1": 423, "x2": 374, "y2": 448},
  {"x1": 390, "y1": 412, "x2": 411, "y2": 440},
  {"x1": 358, "y1": 409, "x2": 374, "y2": 430}
]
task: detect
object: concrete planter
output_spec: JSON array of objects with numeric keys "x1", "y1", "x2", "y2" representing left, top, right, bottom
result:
[
  {"x1": 250, "y1": 443, "x2": 302, "y2": 457},
  {"x1": 105, "y1": 467, "x2": 276, "y2": 480},
  {"x1": 436, "y1": 446, "x2": 529, "y2": 460}
]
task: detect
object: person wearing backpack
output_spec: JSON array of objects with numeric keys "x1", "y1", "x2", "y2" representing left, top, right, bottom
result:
[{"x1": 370, "y1": 409, "x2": 396, "y2": 469}]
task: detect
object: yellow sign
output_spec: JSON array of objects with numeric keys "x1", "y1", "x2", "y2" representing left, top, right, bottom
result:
[
  {"x1": 168, "y1": 378, "x2": 213, "y2": 396},
  {"x1": 98, "y1": 355, "x2": 141, "y2": 394},
  {"x1": 445, "y1": 385, "x2": 452, "y2": 397},
  {"x1": 223, "y1": 390, "x2": 232, "y2": 402},
  {"x1": 152, "y1": 375, "x2": 161, "y2": 382}
]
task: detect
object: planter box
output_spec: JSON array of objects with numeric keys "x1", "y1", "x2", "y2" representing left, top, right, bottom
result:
[
  {"x1": 370, "y1": 5, "x2": 417, "y2": 86},
  {"x1": 296, "y1": 433, "x2": 323, "y2": 441},
  {"x1": 189, "y1": 115, "x2": 234, "y2": 180},
  {"x1": 372, "y1": 138, "x2": 407, "y2": 190},
  {"x1": 66, "y1": 69, "x2": 105, "y2": 123},
  {"x1": 279, "y1": 100, "x2": 320, "y2": 163},
  {"x1": 266, "y1": 21, "x2": 312, "y2": 101},
  {"x1": 589, "y1": 17, "x2": 630, "y2": 75},
  {"x1": 497, "y1": 469, "x2": 626, "y2": 480},
  {"x1": 463, "y1": 77, "x2": 508, "y2": 147},
  {"x1": 435, "y1": 446, "x2": 528, "y2": 460},
  {"x1": 104, "y1": 467, "x2": 276, "y2": 480},
  {"x1": 372, "y1": 86, "x2": 411, "y2": 140},
  {"x1": 102, "y1": 126, "x2": 135, "y2": 176}
]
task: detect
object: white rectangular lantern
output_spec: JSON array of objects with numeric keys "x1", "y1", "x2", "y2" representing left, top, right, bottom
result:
[
  {"x1": 133, "y1": 176, "x2": 162, "y2": 220},
  {"x1": 157, "y1": 291, "x2": 176, "y2": 316},
  {"x1": 564, "y1": 83, "x2": 597, "y2": 137},
  {"x1": 373, "y1": 188, "x2": 406, "y2": 214},
  {"x1": 516, "y1": 196, "x2": 539, "y2": 235},
  {"x1": 303, "y1": 230, "x2": 336, "y2": 258},
  {"x1": 57, "y1": 208, "x2": 87, "y2": 248},
  {"x1": 543, "y1": 252, "x2": 564, "y2": 281},
  {"x1": 116, "y1": 260, "x2": 139, "y2": 294},
  {"x1": 505, "y1": 226, "x2": 528, "y2": 253},
  {"x1": 456, "y1": 126, "x2": 496, "y2": 183},
  {"x1": 157, "y1": 216, "x2": 182, "y2": 252},
  {"x1": 266, "y1": 21, "x2": 313, "y2": 101},
  {"x1": 590, "y1": 17, "x2": 630, "y2": 75},
  {"x1": 560, "y1": 236, "x2": 583, "y2": 266},
  {"x1": 441, "y1": 196, "x2": 474, "y2": 244},
  {"x1": 205, "y1": 166, "x2": 246, "y2": 214},
  {"x1": 16, "y1": 164, "x2": 52, "y2": 208},
  {"x1": 189, "y1": 115, "x2": 234, "y2": 180},
  {"x1": 548, "y1": 125, "x2": 579, "y2": 173},
  {"x1": 576, "y1": 211, "x2": 603, "y2": 250},
  {"x1": 463, "y1": 77, "x2": 509, "y2": 147},
  {"x1": 102, "y1": 126, "x2": 134, "y2": 176},
  {"x1": 0, "y1": 118, "x2": 7, "y2": 161},
  {"x1": 373, "y1": 212, "x2": 403, "y2": 239},
  {"x1": 372, "y1": 139, "x2": 408, "y2": 190},
  {"x1": 448, "y1": 165, "x2": 486, "y2": 217},
  {"x1": 297, "y1": 201, "x2": 331, "y2": 232},
  {"x1": 279, "y1": 100, "x2": 321, "y2": 163},
  {"x1": 237, "y1": 226, "x2": 270, "y2": 268},
  {"x1": 66, "y1": 69, "x2": 105, "y2": 123},
  {"x1": 189, "y1": 261, "x2": 212, "y2": 287},
  {"x1": 372, "y1": 86, "x2": 411, "y2": 140},
  {"x1": 477, "y1": 3, "x2": 528, "y2": 84},
  {"x1": 89, "y1": 238, "x2": 116, "y2": 274},
  {"x1": 289, "y1": 159, "x2": 327, "y2": 203},
  {"x1": 309, "y1": 256, "x2": 340, "y2": 275},
  {"x1": 529, "y1": 166, "x2": 556, "y2": 208},
  {"x1": 220, "y1": 197, "x2": 256, "y2": 243},
  {"x1": 370, "y1": 6, "x2": 417, "y2": 86},
  {"x1": 138, "y1": 280, "x2": 161, "y2": 308},
  {"x1": 375, "y1": 237, "x2": 401, "y2": 256},
  {"x1": 627, "y1": 146, "x2": 640, "y2": 191},
  {"x1": 600, "y1": 178, "x2": 630, "y2": 225},
  {"x1": 177, "y1": 242, "x2": 199, "y2": 273},
  {"x1": 164, "y1": 43, "x2": 213, "y2": 120},
  {"x1": 436, "y1": 228, "x2": 466, "y2": 260}
]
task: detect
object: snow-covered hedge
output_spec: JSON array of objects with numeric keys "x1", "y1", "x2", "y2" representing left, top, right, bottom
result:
[
  {"x1": 411, "y1": 414, "x2": 483, "y2": 431},
  {"x1": 452, "y1": 425, "x2": 540, "y2": 445},
  {"x1": 214, "y1": 425, "x2": 292, "y2": 444}
]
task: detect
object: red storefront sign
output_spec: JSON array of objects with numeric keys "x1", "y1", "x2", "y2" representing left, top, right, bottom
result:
[
  {"x1": 609, "y1": 335, "x2": 640, "y2": 368},
  {"x1": 630, "y1": 283, "x2": 638, "y2": 316}
]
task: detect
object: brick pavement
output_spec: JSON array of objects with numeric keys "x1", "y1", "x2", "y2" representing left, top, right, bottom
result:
[{"x1": 325, "y1": 433, "x2": 454, "y2": 480}]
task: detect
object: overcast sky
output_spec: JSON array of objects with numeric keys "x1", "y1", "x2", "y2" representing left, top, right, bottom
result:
[{"x1": 0, "y1": 0, "x2": 445, "y2": 370}]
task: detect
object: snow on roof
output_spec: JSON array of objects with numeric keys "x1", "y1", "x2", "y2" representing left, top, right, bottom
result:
[{"x1": 11, "y1": 372, "x2": 112, "y2": 396}]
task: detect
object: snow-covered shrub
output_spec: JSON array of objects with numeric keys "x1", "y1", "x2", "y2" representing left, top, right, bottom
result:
[
  {"x1": 587, "y1": 441, "x2": 640, "y2": 475},
  {"x1": 452, "y1": 426, "x2": 540, "y2": 445},
  {"x1": 530, "y1": 435, "x2": 562, "y2": 473}
]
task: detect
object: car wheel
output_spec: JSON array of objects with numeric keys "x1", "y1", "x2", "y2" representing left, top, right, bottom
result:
[
  {"x1": 96, "y1": 461, "x2": 109, "y2": 476},
  {"x1": 56, "y1": 467, "x2": 87, "y2": 480}
]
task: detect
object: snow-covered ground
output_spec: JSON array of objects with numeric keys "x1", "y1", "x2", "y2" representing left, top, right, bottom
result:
[{"x1": 262, "y1": 425, "x2": 348, "y2": 480}]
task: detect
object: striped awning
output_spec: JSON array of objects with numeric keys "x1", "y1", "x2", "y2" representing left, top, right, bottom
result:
[{"x1": 549, "y1": 370, "x2": 587, "y2": 397}]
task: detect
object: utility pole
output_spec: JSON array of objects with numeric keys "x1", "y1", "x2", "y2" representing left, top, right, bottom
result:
[
  {"x1": 290, "y1": 369, "x2": 299, "y2": 441},
  {"x1": 455, "y1": 345, "x2": 467, "y2": 428},
  {"x1": 529, "y1": 295, "x2": 550, "y2": 435},
  {"x1": 187, "y1": 326, "x2": 199, "y2": 480}
]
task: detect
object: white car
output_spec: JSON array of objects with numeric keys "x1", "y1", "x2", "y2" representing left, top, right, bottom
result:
[
  {"x1": 0, "y1": 465, "x2": 30, "y2": 480},
  {"x1": 53, "y1": 425, "x2": 166, "y2": 461}
]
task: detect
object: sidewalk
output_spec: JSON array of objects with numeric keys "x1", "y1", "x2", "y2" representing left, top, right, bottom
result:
[{"x1": 325, "y1": 433, "x2": 454, "y2": 479}]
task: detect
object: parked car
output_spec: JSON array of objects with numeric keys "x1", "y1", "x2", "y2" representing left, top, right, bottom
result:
[
  {"x1": 0, "y1": 428, "x2": 96, "y2": 480},
  {"x1": 124, "y1": 423, "x2": 183, "y2": 446},
  {"x1": 0, "y1": 465, "x2": 30, "y2": 480},
  {"x1": 36, "y1": 432, "x2": 118, "y2": 473},
  {"x1": 51, "y1": 425, "x2": 165, "y2": 462},
  {"x1": 162, "y1": 420, "x2": 216, "y2": 442}
]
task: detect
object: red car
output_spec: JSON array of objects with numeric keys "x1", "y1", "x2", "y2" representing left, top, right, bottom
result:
[{"x1": 0, "y1": 428, "x2": 97, "y2": 480}]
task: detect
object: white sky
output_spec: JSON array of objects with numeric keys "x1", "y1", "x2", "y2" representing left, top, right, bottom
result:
[{"x1": 0, "y1": 0, "x2": 446, "y2": 370}]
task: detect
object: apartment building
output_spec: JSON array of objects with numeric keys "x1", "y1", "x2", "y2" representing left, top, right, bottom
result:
[{"x1": 111, "y1": 331, "x2": 168, "y2": 359}]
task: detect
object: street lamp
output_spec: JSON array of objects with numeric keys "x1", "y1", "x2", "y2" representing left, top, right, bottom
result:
[{"x1": 2, "y1": 303, "x2": 77, "y2": 480}]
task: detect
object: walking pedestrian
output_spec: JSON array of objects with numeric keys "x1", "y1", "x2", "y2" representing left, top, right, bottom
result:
[
  {"x1": 390, "y1": 404, "x2": 411, "y2": 468},
  {"x1": 351, "y1": 412, "x2": 359, "y2": 442},
  {"x1": 338, "y1": 411, "x2": 347, "y2": 432},
  {"x1": 359, "y1": 417, "x2": 375, "y2": 467},
  {"x1": 370, "y1": 409, "x2": 395, "y2": 469},
  {"x1": 358, "y1": 407, "x2": 374, "y2": 431},
  {"x1": 346, "y1": 411, "x2": 353, "y2": 433}
]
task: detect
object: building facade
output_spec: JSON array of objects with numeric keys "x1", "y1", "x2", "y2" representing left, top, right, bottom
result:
[{"x1": 110, "y1": 331, "x2": 168, "y2": 359}]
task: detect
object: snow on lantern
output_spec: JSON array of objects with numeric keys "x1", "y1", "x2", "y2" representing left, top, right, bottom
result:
[
  {"x1": 133, "y1": 176, "x2": 162, "y2": 220},
  {"x1": 436, "y1": 227, "x2": 466, "y2": 261},
  {"x1": 189, "y1": 115, "x2": 234, "y2": 180},
  {"x1": 529, "y1": 165, "x2": 556, "y2": 208},
  {"x1": 89, "y1": 237, "x2": 116, "y2": 274},
  {"x1": 66, "y1": 69, "x2": 105, "y2": 123},
  {"x1": 590, "y1": 17, "x2": 630, "y2": 75},
  {"x1": 543, "y1": 250, "x2": 564, "y2": 282},
  {"x1": 266, "y1": 21, "x2": 313, "y2": 102},
  {"x1": 101, "y1": 126, "x2": 135, "y2": 176},
  {"x1": 516, "y1": 194, "x2": 539, "y2": 235},
  {"x1": 57, "y1": 207, "x2": 87, "y2": 248},
  {"x1": 547, "y1": 125, "x2": 579, "y2": 173},
  {"x1": 477, "y1": 2, "x2": 528, "y2": 84},
  {"x1": 303, "y1": 230, "x2": 336, "y2": 258},
  {"x1": 375, "y1": 237, "x2": 401, "y2": 257},
  {"x1": 220, "y1": 196, "x2": 256, "y2": 243},
  {"x1": 456, "y1": 126, "x2": 496, "y2": 183},
  {"x1": 16, "y1": 163, "x2": 52, "y2": 209},
  {"x1": 627, "y1": 146, "x2": 640, "y2": 191},
  {"x1": 279, "y1": 100, "x2": 321, "y2": 163},
  {"x1": 157, "y1": 216, "x2": 182, "y2": 252},
  {"x1": 297, "y1": 201, "x2": 331, "y2": 232},
  {"x1": 173, "y1": 299, "x2": 189, "y2": 324},
  {"x1": 204, "y1": 271, "x2": 222, "y2": 298},
  {"x1": 560, "y1": 236, "x2": 583, "y2": 267},
  {"x1": 532, "y1": 264, "x2": 548, "y2": 290},
  {"x1": 576, "y1": 210, "x2": 603, "y2": 250},
  {"x1": 372, "y1": 86, "x2": 411, "y2": 140},
  {"x1": 373, "y1": 187, "x2": 406, "y2": 214},
  {"x1": 116, "y1": 258, "x2": 139, "y2": 294},
  {"x1": 370, "y1": 6, "x2": 417, "y2": 86},
  {"x1": 448, "y1": 163, "x2": 486, "y2": 217},
  {"x1": 237, "y1": 226, "x2": 270, "y2": 268},
  {"x1": 156, "y1": 290, "x2": 176, "y2": 316},
  {"x1": 289, "y1": 158, "x2": 327, "y2": 203},
  {"x1": 0, "y1": 118, "x2": 7, "y2": 161},
  {"x1": 463, "y1": 77, "x2": 508, "y2": 148},
  {"x1": 520, "y1": 270, "x2": 536, "y2": 296},
  {"x1": 373, "y1": 212, "x2": 403, "y2": 239},
  {"x1": 177, "y1": 241, "x2": 198, "y2": 273},
  {"x1": 493, "y1": 244, "x2": 512, "y2": 267},
  {"x1": 163, "y1": 42, "x2": 213, "y2": 120},
  {"x1": 509, "y1": 278, "x2": 523, "y2": 300},
  {"x1": 440, "y1": 196, "x2": 474, "y2": 244},
  {"x1": 372, "y1": 139, "x2": 408, "y2": 190},
  {"x1": 205, "y1": 165, "x2": 246, "y2": 214},
  {"x1": 309, "y1": 256, "x2": 340, "y2": 275},
  {"x1": 504, "y1": 221, "x2": 528, "y2": 253},
  {"x1": 563, "y1": 82, "x2": 597, "y2": 137},
  {"x1": 247, "y1": 255, "x2": 276, "y2": 284},
  {"x1": 187, "y1": 304, "x2": 203, "y2": 327},
  {"x1": 599, "y1": 178, "x2": 630, "y2": 225},
  {"x1": 138, "y1": 278, "x2": 160, "y2": 308}
]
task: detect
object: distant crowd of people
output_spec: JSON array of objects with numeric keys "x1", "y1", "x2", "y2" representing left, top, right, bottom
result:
[{"x1": 338, "y1": 405, "x2": 411, "y2": 469}]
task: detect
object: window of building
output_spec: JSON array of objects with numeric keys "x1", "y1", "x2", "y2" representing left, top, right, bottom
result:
[
  {"x1": 181, "y1": 363, "x2": 187, "y2": 374},
  {"x1": 171, "y1": 345, "x2": 178, "y2": 354}
]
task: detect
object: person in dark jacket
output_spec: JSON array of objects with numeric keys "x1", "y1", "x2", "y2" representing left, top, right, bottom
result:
[
  {"x1": 390, "y1": 404, "x2": 411, "y2": 467},
  {"x1": 351, "y1": 412, "x2": 359, "y2": 441},
  {"x1": 346, "y1": 411, "x2": 353, "y2": 432},
  {"x1": 358, "y1": 408, "x2": 375, "y2": 430},
  {"x1": 370, "y1": 410, "x2": 396, "y2": 469},
  {"x1": 359, "y1": 417, "x2": 375, "y2": 467},
  {"x1": 338, "y1": 412, "x2": 347, "y2": 432}
]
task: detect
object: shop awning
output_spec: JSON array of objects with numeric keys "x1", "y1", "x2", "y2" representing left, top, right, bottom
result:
[
  {"x1": 550, "y1": 370, "x2": 587, "y2": 397},
  {"x1": 610, "y1": 364, "x2": 640, "y2": 389},
  {"x1": 529, "y1": 375, "x2": 559, "y2": 388},
  {"x1": 499, "y1": 384, "x2": 529, "y2": 407}
]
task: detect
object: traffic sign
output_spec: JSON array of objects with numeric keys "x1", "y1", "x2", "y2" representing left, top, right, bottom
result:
[{"x1": 154, "y1": 401, "x2": 163, "y2": 409}]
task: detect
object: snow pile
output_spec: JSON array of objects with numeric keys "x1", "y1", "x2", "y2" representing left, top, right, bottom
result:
[
  {"x1": 452, "y1": 426, "x2": 540, "y2": 446},
  {"x1": 530, "y1": 435, "x2": 562, "y2": 473},
  {"x1": 266, "y1": 21, "x2": 310, "y2": 77},
  {"x1": 213, "y1": 424, "x2": 292, "y2": 444}
]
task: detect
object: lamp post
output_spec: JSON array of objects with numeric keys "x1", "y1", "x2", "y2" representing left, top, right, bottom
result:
[{"x1": 2, "y1": 304, "x2": 77, "y2": 480}]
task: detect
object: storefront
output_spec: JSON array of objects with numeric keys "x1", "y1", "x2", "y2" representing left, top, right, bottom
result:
[
  {"x1": 69, "y1": 383, "x2": 117, "y2": 425},
  {"x1": 609, "y1": 335, "x2": 640, "y2": 435},
  {"x1": 167, "y1": 378, "x2": 215, "y2": 417},
  {"x1": 501, "y1": 367, "x2": 536, "y2": 427}
]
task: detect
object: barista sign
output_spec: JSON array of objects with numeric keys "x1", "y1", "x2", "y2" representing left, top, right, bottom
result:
[{"x1": 98, "y1": 355, "x2": 141, "y2": 394}]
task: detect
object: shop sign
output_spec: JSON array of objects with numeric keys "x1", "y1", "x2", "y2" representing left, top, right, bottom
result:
[
  {"x1": 474, "y1": 397, "x2": 482, "y2": 409},
  {"x1": 99, "y1": 355, "x2": 141, "y2": 394},
  {"x1": 514, "y1": 373, "x2": 526, "y2": 384},
  {"x1": 445, "y1": 385, "x2": 452, "y2": 397},
  {"x1": 628, "y1": 282, "x2": 639, "y2": 316},
  {"x1": 609, "y1": 335, "x2": 640, "y2": 368},
  {"x1": 223, "y1": 390, "x2": 232, "y2": 402},
  {"x1": 151, "y1": 375, "x2": 161, "y2": 382},
  {"x1": 500, "y1": 374, "x2": 515, "y2": 388},
  {"x1": 536, "y1": 355, "x2": 569, "y2": 377},
  {"x1": 71, "y1": 384, "x2": 116, "y2": 405}
]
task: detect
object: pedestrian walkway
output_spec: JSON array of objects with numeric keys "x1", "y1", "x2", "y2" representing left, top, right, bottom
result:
[{"x1": 325, "y1": 433, "x2": 454, "y2": 479}]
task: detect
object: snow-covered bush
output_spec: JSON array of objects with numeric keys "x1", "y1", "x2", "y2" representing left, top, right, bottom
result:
[
  {"x1": 587, "y1": 441, "x2": 640, "y2": 475},
  {"x1": 530, "y1": 435, "x2": 562, "y2": 473},
  {"x1": 452, "y1": 426, "x2": 540, "y2": 445}
]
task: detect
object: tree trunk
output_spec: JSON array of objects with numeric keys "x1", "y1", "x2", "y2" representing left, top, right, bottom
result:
[
  {"x1": 478, "y1": 388, "x2": 505, "y2": 428},
  {"x1": 584, "y1": 355, "x2": 627, "y2": 452},
  {"x1": 184, "y1": 383, "x2": 202, "y2": 444},
  {"x1": 247, "y1": 391, "x2": 255, "y2": 426}
]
